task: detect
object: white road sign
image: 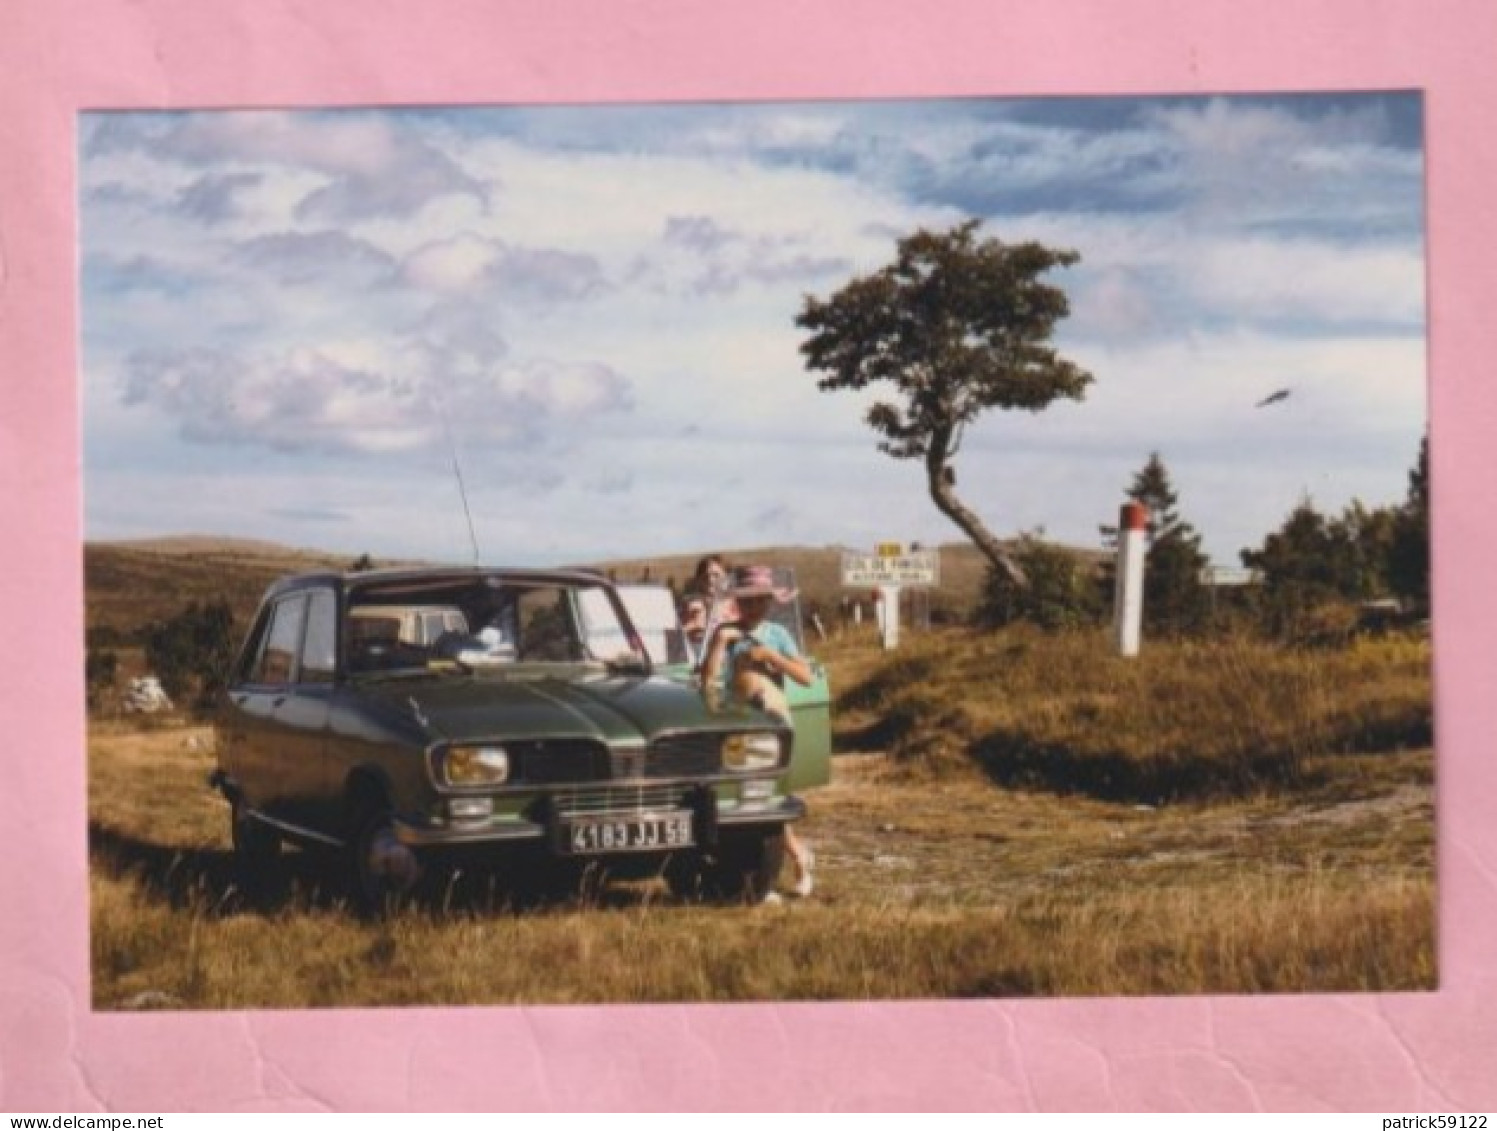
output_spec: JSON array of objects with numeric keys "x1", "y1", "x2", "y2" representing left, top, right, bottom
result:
[{"x1": 841, "y1": 550, "x2": 940, "y2": 587}]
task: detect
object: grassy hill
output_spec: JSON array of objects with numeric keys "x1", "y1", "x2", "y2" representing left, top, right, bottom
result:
[
  {"x1": 84, "y1": 540, "x2": 351, "y2": 642},
  {"x1": 84, "y1": 535, "x2": 1032, "y2": 641}
]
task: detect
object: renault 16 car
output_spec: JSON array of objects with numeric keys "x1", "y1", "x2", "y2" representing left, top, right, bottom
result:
[{"x1": 211, "y1": 566, "x2": 815, "y2": 910}]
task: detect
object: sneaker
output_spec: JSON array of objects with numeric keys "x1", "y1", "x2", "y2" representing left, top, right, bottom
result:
[
  {"x1": 791, "y1": 844, "x2": 816, "y2": 898},
  {"x1": 760, "y1": 891, "x2": 784, "y2": 906}
]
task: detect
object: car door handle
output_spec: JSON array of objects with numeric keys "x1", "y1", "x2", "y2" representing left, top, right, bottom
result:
[
  {"x1": 272, "y1": 695, "x2": 287, "y2": 708},
  {"x1": 232, "y1": 694, "x2": 248, "y2": 706}
]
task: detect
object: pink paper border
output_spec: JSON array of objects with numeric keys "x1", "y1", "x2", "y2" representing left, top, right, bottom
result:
[{"x1": 4, "y1": 0, "x2": 1494, "y2": 1112}]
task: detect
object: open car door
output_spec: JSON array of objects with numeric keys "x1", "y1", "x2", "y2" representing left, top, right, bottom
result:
[{"x1": 614, "y1": 573, "x2": 831, "y2": 790}]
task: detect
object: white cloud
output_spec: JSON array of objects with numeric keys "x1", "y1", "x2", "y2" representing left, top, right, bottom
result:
[
  {"x1": 1194, "y1": 237, "x2": 1425, "y2": 325},
  {"x1": 176, "y1": 171, "x2": 263, "y2": 224},
  {"x1": 119, "y1": 347, "x2": 634, "y2": 457},
  {"x1": 1142, "y1": 98, "x2": 1422, "y2": 226},
  {"x1": 231, "y1": 230, "x2": 397, "y2": 285},
  {"x1": 85, "y1": 110, "x2": 488, "y2": 226},
  {"x1": 461, "y1": 135, "x2": 931, "y2": 276},
  {"x1": 402, "y1": 234, "x2": 502, "y2": 293},
  {"x1": 991, "y1": 210, "x2": 1424, "y2": 341}
]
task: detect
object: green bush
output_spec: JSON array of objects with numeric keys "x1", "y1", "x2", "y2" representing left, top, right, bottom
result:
[
  {"x1": 85, "y1": 648, "x2": 119, "y2": 709},
  {"x1": 976, "y1": 536, "x2": 1103, "y2": 631},
  {"x1": 143, "y1": 599, "x2": 236, "y2": 708}
]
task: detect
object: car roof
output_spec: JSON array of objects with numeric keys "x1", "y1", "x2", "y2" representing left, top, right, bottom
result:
[{"x1": 264, "y1": 565, "x2": 611, "y2": 601}]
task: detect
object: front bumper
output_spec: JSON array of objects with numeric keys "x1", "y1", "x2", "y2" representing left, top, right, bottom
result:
[{"x1": 393, "y1": 789, "x2": 805, "y2": 849}]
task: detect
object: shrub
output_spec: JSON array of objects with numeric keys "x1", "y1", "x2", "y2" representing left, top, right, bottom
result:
[
  {"x1": 85, "y1": 648, "x2": 119, "y2": 710},
  {"x1": 143, "y1": 599, "x2": 236, "y2": 708},
  {"x1": 976, "y1": 536, "x2": 1103, "y2": 631}
]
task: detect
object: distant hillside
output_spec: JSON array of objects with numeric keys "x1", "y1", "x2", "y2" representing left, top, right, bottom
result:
[
  {"x1": 84, "y1": 541, "x2": 351, "y2": 641},
  {"x1": 85, "y1": 534, "x2": 1104, "y2": 641},
  {"x1": 101, "y1": 535, "x2": 342, "y2": 560}
]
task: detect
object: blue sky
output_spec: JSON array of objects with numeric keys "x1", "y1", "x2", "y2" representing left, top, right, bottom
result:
[{"x1": 78, "y1": 94, "x2": 1427, "y2": 568}]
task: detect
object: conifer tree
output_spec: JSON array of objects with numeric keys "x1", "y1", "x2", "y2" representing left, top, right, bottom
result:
[{"x1": 1101, "y1": 452, "x2": 1210, "y2": 633}]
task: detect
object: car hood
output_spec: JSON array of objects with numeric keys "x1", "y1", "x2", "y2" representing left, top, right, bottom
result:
[{"x1": 353, "y1": 668, "x2": 769, "y2": 746}]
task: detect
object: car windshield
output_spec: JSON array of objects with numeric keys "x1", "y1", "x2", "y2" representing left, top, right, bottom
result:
[
  {"x1": 343, "y1": 574, "x2": 647, "y2": 676},
  {"x1": 611, "y1": 585, "x2": 691, "y2": 666},
  {"x1": 761, "y1": 566, "x2": 806, "y2": 652}
]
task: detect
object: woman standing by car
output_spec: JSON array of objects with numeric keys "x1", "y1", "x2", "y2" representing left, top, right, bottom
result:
[
  {"x1": 680, "y1": 554, "x2": 734, "y2": 664},
  {"x1": 701, "y1": 564, "x2": 816, "y2": 899}
]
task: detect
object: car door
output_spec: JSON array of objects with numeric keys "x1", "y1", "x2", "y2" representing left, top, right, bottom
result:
[
  {"x1": 764, "y1": 572, "x2": 832, "y2": 791},
  {"x1": 227, "y1": 588, "x2": 334, "y2": 830},
  {"x1": 614, "y1": 576, "x2": 832, "y2": 789},
  {"x1": 284, "y1": 586, "x2": 339, "y2": 831}
]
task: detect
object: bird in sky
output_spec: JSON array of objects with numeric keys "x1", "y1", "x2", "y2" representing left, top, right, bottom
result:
[{"x1": 1256, "y1": 388, "x2": 1292, "y2": 408}]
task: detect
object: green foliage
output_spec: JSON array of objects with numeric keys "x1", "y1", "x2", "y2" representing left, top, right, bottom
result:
[
  {"x1": 797, "y1": 219, "x2": 1093, "y2": 583},
  {"x1": 1102, "y1": 452, "x2": 1186, "y2": 544},
  {"x1": 1240, "y1": 438, "x2": 1428, "y2": 638},
  {"x1": 1146, "y1": 531, "x2": 1212, "y2": 634},
  {"x1": 1241, "y1": 501, "x2": 1360, "y2": 635},
  {"x1": 86, "y1": 625, "x2": 130, "y2": 649},
  {"x1": 1387, "y1": 436, "x2": 1430, "y2": 611},
  {"x1": 85, "y1": 648, "x2": 119, "y2": 708},
  {"x1": 142, "y1": 599, "x2": 236, "y2": 707},
  {"x1": 976, "y1": 536, "x2": 1103, "y2": 631},
  {"x1": 797, "y1": 219, "x2": 1093, "y2": 456}
]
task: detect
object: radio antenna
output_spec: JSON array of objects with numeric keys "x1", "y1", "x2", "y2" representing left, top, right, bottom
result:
[{"x1": 432, "y1": 391, "x2": 481, "y2": 563}]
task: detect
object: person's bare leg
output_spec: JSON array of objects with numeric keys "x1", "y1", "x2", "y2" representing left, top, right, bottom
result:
[{"x1": 785, "y1": 825, "x2": 814, "y2": 897}]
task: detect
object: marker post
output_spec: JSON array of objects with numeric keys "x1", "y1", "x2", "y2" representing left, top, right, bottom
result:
[
  {"x1": 1113, "y1": 502, "x2": 1149, "y2": 658},
  {"x1": 877, "y1": 585, "x2": 901, "y2": 651}
]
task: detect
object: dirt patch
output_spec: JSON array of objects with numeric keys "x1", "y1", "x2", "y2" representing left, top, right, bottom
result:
[{"x1": 798, "y1": 750, "x2": 1434, "y2": 907}]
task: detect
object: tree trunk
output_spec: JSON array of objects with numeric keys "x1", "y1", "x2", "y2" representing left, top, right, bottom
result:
[{"x1": 925, "y1": 437, "x2": 1027, "y2": 586}]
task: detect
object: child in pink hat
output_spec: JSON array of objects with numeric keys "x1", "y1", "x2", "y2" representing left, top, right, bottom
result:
[{"x1": 701, "y1": 564, "x2": 816, "y2": 898}]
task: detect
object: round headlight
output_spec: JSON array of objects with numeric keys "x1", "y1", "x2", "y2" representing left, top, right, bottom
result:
[
  {"x1": 722, "y1": 732, "x2": 783, "y2": 772},
  {"x1": 443, "y1": 745, "x2": 510, "y2": 786}
]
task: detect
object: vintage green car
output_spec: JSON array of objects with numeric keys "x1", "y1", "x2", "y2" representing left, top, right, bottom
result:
[{"x1": 212, "y1": 566, "x2": 822, "y2": 910}]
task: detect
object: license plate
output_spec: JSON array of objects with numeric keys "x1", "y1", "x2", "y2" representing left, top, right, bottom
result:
[{"x1": 562, "y1": 812, "x2": 693, "y2": 855}]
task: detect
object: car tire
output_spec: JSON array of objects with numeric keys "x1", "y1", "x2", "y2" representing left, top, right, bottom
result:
[
  {"x1": 348, "y1": 803, "x2": 420, "y2": 918},
  {"x1": 700, "y1": 829, "x2": 786, "y2": 903}
]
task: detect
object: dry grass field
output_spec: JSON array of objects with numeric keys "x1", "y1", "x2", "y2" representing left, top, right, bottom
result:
[{"x1": 87, "y1": 607, "x2": 1434, "y2": 1009}]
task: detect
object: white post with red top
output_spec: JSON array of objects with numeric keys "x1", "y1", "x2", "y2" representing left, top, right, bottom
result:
[{"x1": 1114, "y1": 501, "x2": 1149, "y2": 658}]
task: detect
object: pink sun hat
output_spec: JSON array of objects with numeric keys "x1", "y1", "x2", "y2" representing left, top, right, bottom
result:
[{"x1": 729, "y1": 564, "x2": 798, "y2": 603}]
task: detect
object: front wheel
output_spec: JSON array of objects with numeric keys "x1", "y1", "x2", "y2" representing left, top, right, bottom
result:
[{"x1": 348, "y1": 805, "x2": 420, "y2": 918}]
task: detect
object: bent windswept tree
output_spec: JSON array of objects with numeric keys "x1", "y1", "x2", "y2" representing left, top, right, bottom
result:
[{"x1": 796, "y1": 220, "x2": 1093, "y2": 583}]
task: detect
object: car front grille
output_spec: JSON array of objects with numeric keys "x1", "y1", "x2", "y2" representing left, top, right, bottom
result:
[
  {"x1": 645, "y1": 733, "x2": 722, "y2": 778},
  {"x1": 549, "y1": 783, "x2": 689, "y2": 817},
  {"x1": 513, "y1": 739, "x2": 610, "y2": 784}
]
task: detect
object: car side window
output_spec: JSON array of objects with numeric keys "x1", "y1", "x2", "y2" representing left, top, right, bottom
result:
[
  {"x1": 253, "y1": 594, "x2": 307, "y2": 686},
  {"x1": 234, "y1": 607, "x2": 273, "y2": 684},
  {"x1": 299, "y1": 589, "x2": 337, "y2": 684}
]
